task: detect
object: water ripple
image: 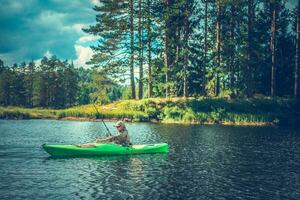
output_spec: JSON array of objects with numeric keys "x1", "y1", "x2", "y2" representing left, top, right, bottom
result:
[{"x1": 0, "y1": 120, "x2": 300, "y2": 199}]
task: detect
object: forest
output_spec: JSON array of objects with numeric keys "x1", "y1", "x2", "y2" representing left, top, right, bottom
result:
[
  {"x1": 0, "y1": 57, "x2": 123, "y2": 108},
  {"x1": 0, "y1": 0, "x2": 299, "y2": 109},
  {"x1": 84, "y1": 0, "x2": 300, "y2": 99}
]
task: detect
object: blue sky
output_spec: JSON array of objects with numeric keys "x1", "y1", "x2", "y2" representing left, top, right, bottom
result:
[
  {"x1": 0, "y1": 0, "x2": 297, "y2": 67},
  {"x1": 0, "y1": 0, "x2": 100, "y2": 67}
]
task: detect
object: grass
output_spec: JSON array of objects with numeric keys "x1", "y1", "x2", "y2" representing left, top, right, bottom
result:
[
  {"x1": 0, "y1": 97, "x2": 299, "y2": 126},
  {"x1": 0, "y1": 107, "x2": 57, "y2": 119}
]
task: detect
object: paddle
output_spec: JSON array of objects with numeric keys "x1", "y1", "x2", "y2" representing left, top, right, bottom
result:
[{"x1": 92, "y1": 102, "x2": 112, "y2": 137}]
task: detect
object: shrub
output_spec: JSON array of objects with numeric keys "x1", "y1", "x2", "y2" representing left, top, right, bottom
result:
[
  {"x1": 163, "y1": 106, "x2": 183, "y2": 120},
  {"x1": 144, "y1": 107, "x2": 159, "y2": 119},
  {"x1": 133, "y1": 113, "x2": 149, "y2": 122},
  {"x1": 182, "y1": 108, "x2": 196, "y2": 122},
  {"x1": 0, "y1": 110, "x2": 30, "y2": 119},
  {"x1": 210, "y1": 108, "x2": 226, "y2": 123},
  {"x1": 57, "y1": 111, "x2": 66, "y2": 119}
]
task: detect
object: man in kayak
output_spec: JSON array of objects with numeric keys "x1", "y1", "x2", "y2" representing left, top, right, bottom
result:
[
  {"x1": 75, "y1": 121, "x2": 130, "y2": 148},
  {"x1": 95, "y1": 121, "x2": 130, "y2": 146}
]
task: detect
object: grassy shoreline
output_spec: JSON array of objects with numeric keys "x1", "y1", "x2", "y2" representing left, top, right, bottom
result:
[{"x1": 1, "y1": 98, "x2": 299, "y2": 126}]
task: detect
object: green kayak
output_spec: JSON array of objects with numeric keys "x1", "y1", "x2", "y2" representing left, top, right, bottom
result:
[{"x1": 42, "y1": 142, "x2": 168, "y2": 157}]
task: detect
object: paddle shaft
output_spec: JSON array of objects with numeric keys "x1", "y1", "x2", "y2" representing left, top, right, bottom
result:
[{"x1": 92, "y1": 103, "x2": 112, "y2": 136}]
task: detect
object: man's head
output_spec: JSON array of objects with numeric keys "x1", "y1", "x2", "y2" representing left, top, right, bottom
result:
[{"x1": 115, "y1": 121, "x2": 126, "y2": 132}]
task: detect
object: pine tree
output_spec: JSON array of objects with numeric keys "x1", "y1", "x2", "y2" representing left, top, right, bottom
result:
[
  {"x1": 64, "y1": 62, "x2": 78, "y2": 107},
  {"x1": 84, "y1": 0, "x2": 136, "y2": 99},
  {"x1": 246, "y1": 0, "x2": 255, "y2": 97},
  {"x1": 270, "y1": 0, "x2": 277, "y2": 97},
  {"x1": 0, "y1": 60, "x2": 11, "y2": 105},
  {"x1": 295, "y1": 1, "x2": 300, "y2": 98},
  {"x1": 203, "y1": 0, "x2": 208, "y2": 95},
  {"x1": 25, "y1": 61, "x2": 35, "y2": 107},
  {"x1": 138, "y1": 0, "x2": 144, "y2": 99},
  {"x1": 215, "y1": 0, "x2": 222, "y2": 96},
  {"x1": 164, "y1": 0, "x2": 170, "y2": 98},
  {"x1": 146, "y1": 0, "x2": 153, "y2": 98}
]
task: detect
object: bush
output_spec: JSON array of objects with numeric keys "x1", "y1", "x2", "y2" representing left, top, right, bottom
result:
[
  {"x1": 182, "y1": 108, "x2": 196, "y2": 122},
  {"x1": 133, "y1": 113, "x2": 149, "y2": 122},
  {"x1": 57, "y1": 111, "x2": 66, "y2": 119},
  {"x1": 196, "y1": 112, "x2": 209, "y2": 123},
  {"x1": 0, "y1": 110, "x2": 30, "y2": 119},
  {"x1": 0, "y1": 97, "x2": 298, "y2": 126},
  {"x1": 210, "y1": 108, "x2": 226, "y2": 123},
  {"x1": 123, "y1": 101, "x2": 145, "y2": 111},
  {"x1": 145, "y1": 107, "x2": 160, "y2": 119},
  {"x1": 163, "y1": 106, "x2": 183, "y2": 120}
]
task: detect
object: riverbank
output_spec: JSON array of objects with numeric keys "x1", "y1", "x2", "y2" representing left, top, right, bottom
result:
[{"x1": 0, "y1": 97, "x2": 299, "y2": 126}]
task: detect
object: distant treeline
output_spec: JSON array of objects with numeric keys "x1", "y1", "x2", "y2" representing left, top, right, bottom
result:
[
  {"x1": 0, "y1": 57, "x2": 124, "y2": 108},
  {"x1": 85, "y1": 0, "x2": 300, "y2": 99}
]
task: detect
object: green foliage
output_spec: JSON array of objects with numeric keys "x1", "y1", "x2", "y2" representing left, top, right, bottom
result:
[
  {"x1": 83, "y1": 0, "x2": 130, "y2": 80},
  {"x1": 182, "y1": 108, "x2": 197, "y2": 122},
  {"x1": 210, "y1": 108, "x2": 226, "y2": 123},
  {"x1": 121, "y1": 86, "x2": 132, "y2": 100},
  {"x1": 196, "y1": 112, "x2": 209, "y2": 123},
  {"x1": 1, "y1": 0, "x2": 298, "y2": 112},
  {"x1": 0, "y1": 57, "x2": 79, "y2": 108},
  {"x1": 0, "y1": 110, "x2": 30, "y2": 119},
  {"x1": 89, "y1": 69, "x2": 114, "y2": 105},
  {"x1": 0, "y1": 98, "x2": 299, "y2": 126},
  {"x1": 145, "y1": 107, "x2": 160, "y2": 119},
  {"x1": 0, "y1": 59, "x2": 125, "y2": 108},
  {"x1": 108, "y1": 85, "x2": 123, "y2": 102},
  {"x1": 163, "y1": 106, "x2": 183, "y2": 120}
]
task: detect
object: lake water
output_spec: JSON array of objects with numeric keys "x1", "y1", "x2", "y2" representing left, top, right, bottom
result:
[{"x1": 0, "y1": 120, "x2": 299, "y2": 200}]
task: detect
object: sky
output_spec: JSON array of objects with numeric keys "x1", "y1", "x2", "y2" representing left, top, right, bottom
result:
[
  {"x1": 0, "y1": 0, "x2": 298, "y2": 67},
  {"x1": 0, "y1": 0, "x2": 100, "y2": 67}
]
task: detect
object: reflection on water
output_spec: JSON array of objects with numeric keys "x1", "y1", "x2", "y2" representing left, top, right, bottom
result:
[{"x1": 0, "y1": 120, "x2": 300, "y2": 199}]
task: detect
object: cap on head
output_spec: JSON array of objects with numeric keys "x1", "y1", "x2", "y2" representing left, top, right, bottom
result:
[{"x1": 115, "y1": 121, "x2": 125, "y2": 127}]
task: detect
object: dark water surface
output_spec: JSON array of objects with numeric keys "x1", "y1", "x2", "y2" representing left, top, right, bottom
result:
[{"x1": 0, "y1": 120, "x2": 300, "y2": 200}]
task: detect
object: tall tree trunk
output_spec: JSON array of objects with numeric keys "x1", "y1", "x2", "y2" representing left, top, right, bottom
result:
[
  {"x1": 30, "y1": 62, "x2": 34, "y2": 107},
  {"x1": 175, "y1": 26, "x2": 180, "y2": 69},
  {"x1": 247, "y1": 0, "x2": 254, "y2": 97},
  {"x1": 138, "y1": 0, "x2": 143, "y2": 99},
  {"x1": 165, "y1": 0, "x2": 170, "y2": 98},
  {"x1": 216, "y1": 1, "x2": 221, "y2": 96},
  {"x1": 183, "y1": 6, "x2": 189, "y2": 98},
  {"x1": 175, "y1": 25, "x2": 181, "y2": 96},
  {"x1": 270, "y1": 2, "x2": 276, "y2": 97},
  {"x1": 295, "y1": 1, "x2": 300, "y2": 98},
  {"x1": 147, "y1": 0, "x2": 152, "y2": 98},
  {"x1": 203, "y1": 0, "x2": 208, "y2": 95},
  {"x1": 230, "y1": 2, "x2": 236, "y2": 93},
  {"x1": 130, "y1": 0, "x2": 136, "y2": 99},
  {"x1": 165, "y1": 30, "x2": 169, "y2": 98}
]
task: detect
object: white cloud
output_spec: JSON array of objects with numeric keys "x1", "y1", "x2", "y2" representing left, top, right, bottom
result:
[
  {"x1": 90, "y1": 0, "x2": 101, "y2": 6},
  {"x1": 72, "y1": 23, "x2": 86, "y2": 34},
  {"x1": 33, "y1": 58, "x2": 42, "y2": 66},
  {"x1": 51, "y1": 0, "x2": 84, "y2": 7},
  {"x1": 0, "y1": 0, "x2": 37, "y2": 19},
  {"x1": 10, "y1": 1, "x2": 24, "y2": 11},
  {"x1": 74, "y1": 45, "x2": 93, "y2": 67},
  {"x1": 28, "y1": 10, "x2": 78, "y2": 34},
  {"x1": 44, "y1": 50, "x2": 53, "y2": 58},
  {"x1": 31, "y1": 11, "x2": 66, "y2": 27},
  {"x1": 0, "y1": 0, "x2": 97, "y2": 66},
  {"x1": 77, "y1": 35, "x2": 99, "y2": 43}
]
